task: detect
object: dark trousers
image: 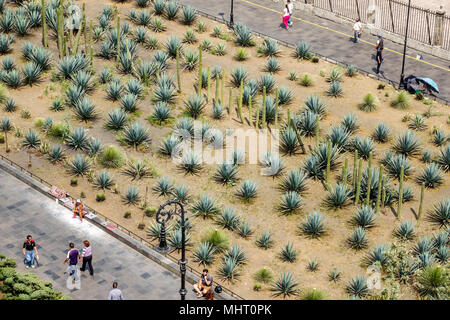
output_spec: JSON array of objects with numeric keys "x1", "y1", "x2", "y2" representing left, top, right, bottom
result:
[
  {"x1": 80, "y1": 255, "x2": 94, "y2": 275},
  {"x1": 376, "y1": 51, "x2": 383, "y2": 74}
]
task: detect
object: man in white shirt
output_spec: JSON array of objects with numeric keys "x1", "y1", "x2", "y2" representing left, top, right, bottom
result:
[
  {"x1": 108, "y1": 282, "x2": 124, "y2": 300},
  {"x1": 287, "y1": 0, "x2": 294, "y2": 27},
  {"x1": 353, "y1": 19, "x2": 363, "y2": 43}
]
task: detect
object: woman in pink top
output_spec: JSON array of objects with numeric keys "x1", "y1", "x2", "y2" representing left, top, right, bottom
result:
[
  {"x1": 79, "y1": 240, "x2": 94, "y2": 276},
  {"x1": 282, "y1": 4, "x2": 290, "y2": 29}
]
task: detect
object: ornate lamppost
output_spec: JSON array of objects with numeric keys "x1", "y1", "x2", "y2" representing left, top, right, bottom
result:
[
  {"x1": 229, "y1": 0, "x2": 235, "y2": 27},
  {"x1": 399, "y1": 0, "x2": 411, "y2": 88},
  {"x1": 155, "y1": 200, "x2": 187, "y2": 300}
]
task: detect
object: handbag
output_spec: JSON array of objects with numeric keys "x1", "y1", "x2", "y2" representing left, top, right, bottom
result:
[{"x1": 214, "y1": 284, "x2": 222, "y2": 293}]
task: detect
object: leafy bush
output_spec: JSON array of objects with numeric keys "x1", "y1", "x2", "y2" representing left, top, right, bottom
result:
[
  {"x1": 98, "y1": 145, "x2": 126, "y2": 168},
  {"x1": 391, "y1": 91, "x2": 410, "y2": 109}
]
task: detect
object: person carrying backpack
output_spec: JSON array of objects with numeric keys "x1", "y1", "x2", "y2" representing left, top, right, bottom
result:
[{"x1": 22, "y1": 235, "x2": 38, "y2": 269}]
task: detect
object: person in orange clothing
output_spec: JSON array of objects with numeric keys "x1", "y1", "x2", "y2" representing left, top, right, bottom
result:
[{"x1": 73, "y1": 199, "x2": 84, "y2": 222}]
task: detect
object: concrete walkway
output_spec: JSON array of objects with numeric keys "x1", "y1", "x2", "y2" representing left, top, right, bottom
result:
[
  {"x1": 0, "y1": 168, "x2": 196, "y2": 300},
  {"x1": 179, "y1": 0, "x2": 450, "y2": 103}
]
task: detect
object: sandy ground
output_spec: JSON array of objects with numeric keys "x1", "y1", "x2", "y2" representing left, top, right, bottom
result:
[{"x1": 0, "y1": 0, "x2": 448, "y2": 300}]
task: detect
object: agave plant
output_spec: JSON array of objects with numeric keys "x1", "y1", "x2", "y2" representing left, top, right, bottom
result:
[
  {"x1": 339, "y1": 114, "x2": 359, "y2": 135},
  {"x1": 238, "y1": 221, "x2": 253, "y2": 238},
  {"x1": 122, "y1": 122, "x2": 150, "y2": 149},
  {"x1": 3, "y1": 98, "x2": 17, "y2": 112},
  {"x1": 304, "y1": 95, "x2": 326, "y2": 118},
  {"x1": 346, "y1": 65, "x2": 357, "y2": 77},
  {"x1": 347, "y1": 227, "x2": 368, "y2": 250},
  {"x1": 363, "y1": 244, "x2": 389, "y2": 267},
  {"x1": 234, "y1": 23, "x2": 255, "y2": 47},
  {"x1": 152, "y1": 83, "x2": 178, "y2": 104},
  {"x1": 170, "y1": 184, "x2": 190, "y2": 204},
  {"x1": 57, "y1": 54, "x2": 90, "y2": 79},
  {"x1": 327, "y1": 69, "x2": 342, "y2": 83},
  {"x1": 328, "y1": 268, "x2": 342, "y2": 282},
  {"x1": 326, "y1": 81, "x2": 343, "y2": 97},
  {"x1": 393, "y1": 220, "x2": 416, "y2": 241},
  {"x1": 270, "y1": 272, "x2": 299, "y2": 298},
  {"x1": 279, "y1": 168, "x2": 309, "y2": 196},
  {"x1": 164, "y1": 35, "x2": 183, "y2": 59},
  {"x1": 293, "y1": 41, "x2": 311, "y2": 60},
  {"x1": 192, "y1": 195, "x2": 220, "y2": 219},
  {"x1": 234, "y1": 47, "x2": 249, "y2": 61},
  {"x1": 217, "y1": 256, "x2": 240, "y2": 282},
  {"x1": 65, "y1": 127, "x2": 89, "y2": 151},
  {"x1": 427, "y1": 199, "x2": 449, "y2": 228},
  {"x1": 393, "y1": 130, "x2": 422, "y2": 157},
  {"x1": 29, "y1": 48, "x2": 52, "y2": 71},
  {"x1": 106, "y1": 108, "x2": 127, "y2": 130},
  {"x1": 159, "y1": 135, "x2": 181, "y2": 157},
  {"x1": 86, "y1": 138, "x2": 102, "y2": 158},
  {"x1": 256, "y1": 231, "x2": 273, "y2": 249},
  {"x1": 351, "y1": 136, "x2": 375, "y2": 159},
  {"x1": 212, "y1": 103, "x2": 224, "y2": 119},
  {"x1": 296, "y1": 110, "x2": 319, "y2": 137},
  {"x1": 120, "y1": 93, "x2": 139, "y2": 113},
  {"x1": 258, "y1": 73, "x2": 276, "y2": 93},
  {"x1": 214, "y1": 163, "x2": 239, "y2": 185},
  {"x1": 193, "y1": 242, "x2": 216, "y2": 266},
  {"x1": 416, "y1": 163, "x2": 444, "y2": 188},
  {"x1": 64, "y1": 84, "x2": 85, "y2": 108},
  {"x1": 352, "y1": 206, "x2": 376, "y2": 229},
  {"x1": 216, "y1": 208, "x2": 241, "y2": 230},
  {"x1": 66, "y1": 154, "x2": 91, "y2": 176},
  {"x1": 2, "y1": 70, "x2": 21, "y2": 88},
  {"x1": 179, "y1": 150, "x2": 202, "y2": 174},
  {"x1": 280, "y1": 128, "x2": 300, "y2": 155},
  {"x1": 408, "y1": 114, "x2": 427, "y2": 131},
  {"x1": 0, "y1": 9, "x2": 14, "y2": 33},
  {"x1": 346, "y1": 275, "x2": 369, "y2": 298},
  {"x1": 432, "y1": 130, "x2": 448, "y2": 147},
  {"x1": 174, "y1": 117, "x2": 194, "y2": 139},
  {"x1": 264, "y1": 57, "x2": 281, "y2": 73},
  {"x1": 278, "y1": 242, "x2": 297, "y2": 263},
  {"x1": 303, "y1": 155, "x2": 323, "y2": 180},
  {"x1": 152, "y1": 176, "x2": 175, "y2": 197},
  {"x1": 123, "y1": 186, "x2": 141, "y2": 205},
  {"x1": 22, "y1": 129, "x2": 40, "y2": 150},
  {"x1": 230, "y1": 66, "x2": 248, "y2": 88},
  {"x1": 1, "y1": 56, "x2": 15, "y2": 71},
  {"x1": 299, "y1": 211, "x2": 326, "y2": 238},
  {"x1": 327, "y1": 125, "x2": 351, "y2": 150},
  {"x1": 278, "y1": 191, "x2": 302, "y2": 215},
  {"x1": 258, "y1": 38, "x2": 281, "y2": 57},
  {"x1": 184, "y1": 94, "x2": 206, "y2": 119},
  {"x1": 47, "y1": 144, "x2": 65, "y2": 164},
  {"x1": 260, "y1": 152, "x2": 285, "y2": 177},
  {"x1": 99, "y1": 68, "x2": 113, "y2": 84},
  {"x1": 150, "y1": 102, "x2": 172, "y2": 125},
  {"x1": 122, "y1": 159, "x2": 154, "y2": 181},
  {"x1": 165, "y1": 1, "x2": 179, "y2": 20},
  {"x1": 235, "y1": 179, "x2": 258, "y2": 202},
  {"x1": 74, "y1": 97, "x2": 98, "y2": 122},
  {"x1": 323, "y1": 183, "x2": 352, "y2": 210},
  {"x1": 93, "y1": 170, "x2": 114, "y2": 190},
  {"x1": 181, "y1": 5, "x2": 197, "y2": 25},
  {"x1": 437, "y1": 145, "x2": 450, "y2": 172},
  {"x1": 372, "y1": 122, "x2": 390, "y2": 143},
  {"x1": 14, "y1": 14, "x2": 32, "y2": 36},
  {"x1": 277, "y1": 86, "x2": 292, "y2": 106}
]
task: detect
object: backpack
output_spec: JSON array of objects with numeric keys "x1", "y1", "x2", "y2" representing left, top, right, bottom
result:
[
  {"x1": 377, "y1": 39, "x2": 384, "y2": 51},
  {"x1": 214, "y1": 284, "x2": 222, "y2": 294}
]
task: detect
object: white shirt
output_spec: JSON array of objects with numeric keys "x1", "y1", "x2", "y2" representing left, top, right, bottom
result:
[
  {"x1": 287, "y1": 3, "x2": 294, "y2": 14},
  {"x1": 353, "y1": 22, "x2": 362, "y2": 32},
  {"x1": 283, "y1": 8, "x2": 289, "y2": 17}
]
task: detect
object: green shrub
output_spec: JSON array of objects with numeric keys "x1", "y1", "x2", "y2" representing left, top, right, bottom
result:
[
  {"x1": 96, "y1": 192, "x2": 106, "y2": 202},
  {"x1": 98, "y1": 145, "x2": 126, "y2": 168},
  {"x1": 123, "y1": 211, "x2": 131, "y2": 218}
]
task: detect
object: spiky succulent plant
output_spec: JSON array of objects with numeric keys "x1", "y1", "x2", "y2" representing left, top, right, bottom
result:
[{"x1": 299, "y1": 211, "x2": 326, "y2": 238}]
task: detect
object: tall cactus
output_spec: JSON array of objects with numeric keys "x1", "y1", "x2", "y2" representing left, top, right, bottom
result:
[
  {"x1": 89, "y1": 19, "x2": 93, "y2": 65},
  {"x1": 176, "y1": 47, "x2": 181, "y2": 92},
  {"x1": 206, "y1": 66, "x2": 211, "y2": 103},
  {"x1": 274, "y1": 88, "x2": 279, "y2": 127},
  {"x1": 221, "y1": 70, "x2": 225, "y2": 104},
  {"x1": 69, "y1": 27, "x2": 74, "y2": 55},
  {"x1": 417, "y1": 182, "x2": 425, "y2": 224},
  {"x1": 287, "y1": 108, "x2": 291, "y2": 130},
  {"x1": 41, "y1": 0, "x2": 47, "y2": 47},
  {"x1": 375, "y1": 165, "x2": 384, "y2": 213},
  {"x1": 215, "y1": 75, "x2": 219, "y2": 104},
  {"x1": 83, "y1": 3, "x2": 87, "y2": 54},
  {"x1": 227, "y1": 87, "x2": 232, "y2": 115},
  {"x1": 57, "y1": 6, "x2": 63, "y2": 58},
  {"x1": 355, "y1": 158, "x2": 363, "y2": 205},
  {"x1": 381, "y1": 175, "x2": 386, "y2": 209},
  {"x1": 197, "y1": 44, "x2": 202, "y2": 93},
  {"x1": 325, "y1": 139, "x2": 332, "y2": 188},
  {"x1": 255, "y1": 102, "x2": 260, "y2": 128},
  {"x1": 238, "y1": 79, "x2": 244, "y2": 122},
  {"x1": 262, "y1": 86, "x2": 266, "y2": 129},
  {"x1": 248, "y1": 95, "x2": 252, "y2": 126},
  {"x1": 397, "y1": 165, "x2": 404, "y2": 220},
  {"x1": 365, "y1": 152, "x2": 373, "y2": 206},
  {"x1": 342, "y1": 158, "x2": 348, "y2": 186},
  {"x1": 352, "y1": 150, "x2": 358, "y2": 190}
]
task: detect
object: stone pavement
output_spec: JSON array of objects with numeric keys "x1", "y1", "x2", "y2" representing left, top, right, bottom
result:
[
  {"x1": 178, "y1": 0, "x2": 450, "y2": 103},
  {"x1": 0, "y1": 169, "x2": 197, "y2": 300}
]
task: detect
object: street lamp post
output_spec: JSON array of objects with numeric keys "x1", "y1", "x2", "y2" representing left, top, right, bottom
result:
[
  {"x1": 155, "y1": 200, "x2": 187, "y2": 300},
  {"x1": 229, "y1": 0, "x2": 234, "y2": 27},
  {"x1": 399, "y1": 0, "x2": 411, "y2": 88}
]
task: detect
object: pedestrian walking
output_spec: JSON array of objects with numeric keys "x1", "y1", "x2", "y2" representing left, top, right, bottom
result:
[
  {"x1": 108, "y1": 282, "x2": 124, "y2": 300},
  {"x1": 79, "y1": 240, "x2": 94, "y2": 276},
  {"x1": 22, "y1": 235, "x2": 38, "y2": 269},
  {"x1": 352, "y1": 19, "x2": 363, "y2": 43},
  {"x1": 64, "y1": 242, "x2": 81, "y2": 282},
  {"x1": 282, "y1": 4, "x2": 290, "y2": 29},
  {"x1": 375, "y1": 34, "x2": 384, "y2": 74},
  {"x1": 73, "y1": 199, "x2": 84, "y2": 222},
  {"x1": 287, "y1": 0, "x2": 294, "y2": 27}
]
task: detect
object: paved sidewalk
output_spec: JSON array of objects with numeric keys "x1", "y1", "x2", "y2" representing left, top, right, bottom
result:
[
  {"x1": 0, "y1": 169, "x2": 196, "y2": 300},
  {"x1": 179, "y1": 0, "x2": 450, "y2": 103}
]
